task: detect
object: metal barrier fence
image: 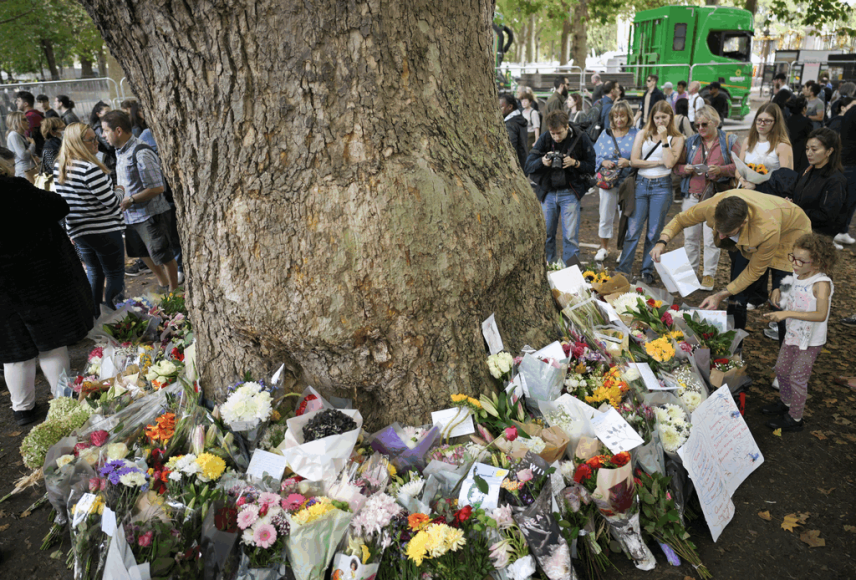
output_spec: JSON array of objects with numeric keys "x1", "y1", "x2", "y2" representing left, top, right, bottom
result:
[{"x1": 0, "y1": 77, "x2": 120, "y2": 137}]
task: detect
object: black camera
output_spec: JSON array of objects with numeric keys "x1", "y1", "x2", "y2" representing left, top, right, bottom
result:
[{"x1": 546, "y1": 152, "x2": 565, "y2": 167}]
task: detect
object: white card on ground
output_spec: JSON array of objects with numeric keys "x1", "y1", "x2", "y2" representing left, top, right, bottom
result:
[
  {"x1": 591, "y1": 407, "x2": 644, "y2": 454},
  {"x1": 632, "y1": 362, "x2": 675, "y2": 391},
  {"x1": 692, "y1": 385, "x2": 764, "y2": 496},
  {"x1": 482, "y1": 313, "x2": 504, "y2": 355},
  {"x1": 654, "y1": 248, "x2": 702, "y2": 297},
  {"x1": 101, "y1": 507, "x2": 117, "y2": 537},
  {"x1": 431, "y1": 407, "x2": 475, "y2": 438},
  {"x1": 534, "y1": 341, "x2": 566, "y2": 362},
  {"x1": 457, "y1": 462, "x2": 508, "y2": 510},
  {"x1": 678, "y1": 428, "x2": 735, "y2": 542},
  {"x1": 246, "y1": 449, "x2": 288, "y2": 483},
  {"x1": 548, "y1": 265, "x2": 586, "y2": 294}
]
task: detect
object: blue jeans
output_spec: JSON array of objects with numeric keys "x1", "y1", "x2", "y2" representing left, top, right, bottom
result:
[
  {"x1": 617, "y1": 175, "x2": 672, "y2": 277},
  {"x1": 542, "y1": 189, "x2": 581, "y2": 266},
  {"x1": 75, "y1": 230, "x2": 126, "y2": 317}
]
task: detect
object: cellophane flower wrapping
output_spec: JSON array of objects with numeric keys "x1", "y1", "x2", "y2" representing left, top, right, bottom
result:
[
  {"x1": 519, "y1": 354, "x2": 569, "y2": 409},
  {"x1": 68, "y1": 488, "x2": 110, "y2": 580},
  {"x1": 286, "y1": 506, "x2": 353, "y2": 580},
  {"x1": 44, "y1": 435, "x2": 98, "y2": 523},
  {"x1": 235, "y1": 552, "x2": 292, "y2": 580},
  {"x1": 201, "y1": 499, "x2": 241, "y2": 580},
  {"x1": 512, "y1": 480, "x2": 578, "y2": 580},
  {"x1": 368, "y1": 423, "x2": 440, "y2": 472}
]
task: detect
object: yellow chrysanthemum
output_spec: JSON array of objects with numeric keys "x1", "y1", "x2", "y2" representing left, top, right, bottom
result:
[
  {"x1": 292, "y1": 499, "x2": 337, "y2": 526},
  {"x1": 361, "y1": 543, "x2": 371, "y2": 564},
  {"x1": 645, "y1": 337, "x2": 675, "y2": 362},
  {"x1": 406, "y1": 530, "x2": 430, "y2": 566},
  {"x1": 386, "y1": 460, "x2": 397, "y2": 477},
  {"x1": 195, "y1": 453, "x2": 226, "y2": 481}
]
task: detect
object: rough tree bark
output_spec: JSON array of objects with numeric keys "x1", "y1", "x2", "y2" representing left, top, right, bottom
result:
[
  {"x1": 571, "y1": 0, "x2": 587, "y2": 71},
  {"x1": 76, "y1": 0, "x2": 553, "y2": 427}
]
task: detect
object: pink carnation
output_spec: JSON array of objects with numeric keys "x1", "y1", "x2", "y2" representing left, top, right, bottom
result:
[
  {"x1": 660, "y1": 312, "x2": 673, "y2": 326},
  {"x1": 88, "y1": 477, "x2": 102, "y2": 493},
  {"x1": 236, "y1": 496, "x2": 247, "y2": 507},
  {"x1": 89, "y1": 430, "x2": 110, "y2": 447},
  {"x1": 253, "y1": 523, "x2": 277, "y2": 549},
  {"x1": 88, "y1": 347, "x2": 103, "y2": 361},
  {"x1": 137, "y1": 531, "x2": 153, "y2": 547}
]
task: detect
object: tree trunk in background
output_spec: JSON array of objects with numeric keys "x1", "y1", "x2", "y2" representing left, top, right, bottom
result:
[
  {"x1": 96, "y1": 48, "x2": 107, "y2": 78},
  {"x1": 517, "y1": 24, "x2": 527, "y2": 62},
  {"x1": 561, "y1": 18, "x2": 572, "y2": 66},
  {"x1": 571, "y1": 0, "x2": 588, "y2": 71},
  {"x1": 80, "y1": 58, "x2": 95, "y2": 78},
  {"x1": 705, "y1": 0, "x2": 719, "y2": 5},
  {"x1": 527, "y1": 13, "x2": 537, "y2": 63},
  {"x1": 75, "y1": 0, "x2": 553, "y2": 427},
  {"x1": 744, "y1": 0, "x2": 757, "y2": 16},
  {"x1": 40, "y1": 39, "x2": 59, "y2": 80}
]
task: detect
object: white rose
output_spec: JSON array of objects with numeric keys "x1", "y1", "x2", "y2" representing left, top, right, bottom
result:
[
  {"x1": 106, "y1": 442, "x2": 129, "y2": 460},
  {"x1": 56, "y1": 454, "x2": 75, "y2": 469},
  {"x1": 79, "y1": 448, "x2": 100, "y2": 466}
]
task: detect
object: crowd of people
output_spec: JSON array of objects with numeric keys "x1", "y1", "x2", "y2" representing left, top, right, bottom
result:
[
  {"x1": 1, "y1": 90, "x2": 183, "y2": 426},
  {"x1": 498, "y1": 71, "x2": 854, "y2": 362}
]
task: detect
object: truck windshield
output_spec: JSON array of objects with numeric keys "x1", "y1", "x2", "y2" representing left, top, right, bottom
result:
[{"x1": 707, "y1": 31, "x2": 752, "y2": 62}]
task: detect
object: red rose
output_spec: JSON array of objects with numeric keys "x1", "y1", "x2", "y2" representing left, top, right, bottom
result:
[
  {"x1": 713, "y1": 358, "x2": 730, "y2": 365},
  {"x1": 612, "y1": 452, "x2": 630, "y2": 467},
  {"x1": 680, "y1": 342, "x2": 693, "y2": 353},
  {"x1": 670, "y1": 304, "x2": 679, "y2": 311},
  {"x1": 562, "y1": 342, "x2": 572, "y2": 357},
  {"x1": 634, "y1": 477, "x2": 643, "y2": 487},
  {"x1": 587, "y1": 456, "x2": 604, "y2": 469},
  {"x1": 574, "y1": 464, "x2": 593, "y2": 483},
  {"x1": 646, "y1": 298, "x2": 657, "y2": 307},
  {"x1": 454, "y1": 506, "x2": 473, "y2": 524},
  {"x1": 636, "y1": 287, "x2": 644, "y2": 293},
  {"x1": 660, "y1": 312, "x2": 673, "y2": 326}
]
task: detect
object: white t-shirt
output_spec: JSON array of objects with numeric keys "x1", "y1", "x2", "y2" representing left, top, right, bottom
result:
[
  {"x1": 782, "y1": 273, "x2": 833, "y2": 349},
  {"x1": 523, "y1": 108, "x2": 540, "y2": 134},
  {"x1": 687, "y1": 93, "x2": 705, "y2": 123}
]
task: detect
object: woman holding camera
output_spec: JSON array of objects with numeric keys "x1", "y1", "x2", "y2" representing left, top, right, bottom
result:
[{"x1": 616, "y1": 101, "x2": 684, "y2": 284}]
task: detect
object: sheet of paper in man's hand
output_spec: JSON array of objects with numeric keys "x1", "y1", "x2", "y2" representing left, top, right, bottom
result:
[{"x1": 654, "y1": 248, "x2": 702, "y2": 297}]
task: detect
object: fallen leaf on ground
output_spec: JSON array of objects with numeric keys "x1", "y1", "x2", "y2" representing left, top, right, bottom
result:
[
  {"x1": 799, "y1": 530, "x2": 825, "y2": 548},
  {"x1": 823, "y1": 398, "x2": 838, "y2": 405},
  {"x1": 50, "y1": 550, "x2": 62, "y2": 560},
  {"x1": 773, "y1": 428, "x2": 782, "y2": 437},
  {"x1": 5, "y1": 431, "x2": 21, "y2": 437},
  {"x1": 20, "y1": 509, "x2": 32, "y2": 518},
  {"x1": 758, "y1": 511, "x2": 772, "y2": 521},
  {"x1": 797, "y1": 512, "x2": 811, "y2": 524},
  {"x1": 818, "y1": 487, "x2": 835, "y2": 495},
  {"x1": 811, "y1": 431, "x2": 827, "y2": 440},
  {"x1": 844, "y1": 434, "x2": 856, "y2": 442},
  {"x1": 844, "y1": 525, "x2": 856, "y2": 533},
  {"x1": 782, "y1": 514, "x2": 802, "y2": 532},
  {"x1": 0, "y1": 524, "x2": 8, "y2": 532}
]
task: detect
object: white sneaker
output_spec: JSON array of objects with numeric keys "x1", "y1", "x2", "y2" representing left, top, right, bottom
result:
[
  {"x1": 595, "y1": 248, "x2": 609, "y2": 262},
  {"x1": 768, "y1": 321, "x2": 778, "y2": 330},
  {"x1": 177, "y1": 271, "x2": 185, "y2": 285},
  {"x1": 772, "y1": 378, "x2": 780, "y2": 391},
  {"x1": 834, "y1": 233, "x2": 856, "y2": 245},
  {"x1": 746, "y1": 303, "x2": 757, "y2": 311},
  {"x1": 834, "y1": 242, "x2": 844, "y2": 250}
]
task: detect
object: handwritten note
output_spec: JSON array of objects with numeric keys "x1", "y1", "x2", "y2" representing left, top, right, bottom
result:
[
  {"x1": 632, "y1": 362, "x2": 674, "y2": 391},
  {"x1": 678, "y1": 428, "x2": 735, "y2": 542},
  {"x1": 458, "y1": 462, "x2": 509, "y2": 510},
  {"x1": 591, "y1": 408, "x2": 644, "y2": 454},
  {"x1": 481, "y1": 314, "x2": 504, "y2": 355},
  {"x1": 431, "y1": 407, "x2": 475, "y2": 438},
  {"x1": 246, "y1": 449, "x2": 288, "y2": 484},
  {"x1": 691, "y1": 386, "x2": 764, "y2": 496},
  {"x1": 653, "y1": 248, "x2": 701, "y2": 297}
]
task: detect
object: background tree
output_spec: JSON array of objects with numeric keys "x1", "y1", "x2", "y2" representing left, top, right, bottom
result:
[{"x1": 75, "y1": 0, "x2": 554, "y2": 426}]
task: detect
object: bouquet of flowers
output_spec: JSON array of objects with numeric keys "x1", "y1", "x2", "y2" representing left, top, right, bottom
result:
[
  {"x1": 67, "y1": 490, "x2": 109, "y2": 580},
  {"x1": 554, "y1": 481, "x2": 613, "y2": 580},
  {"x1": 512, "y1": 479, "x2": 578, "y2": 580},
  {"x1": 636, "y1": 469, "x2": 711, "y2": 579},
  {"x1": 709, "y1": 356, "x2": 746, "y2": 389},
  {"x1": 21, "y1": 397, "x2": 95, "y2": 470},
  {"x1": 681, "y1": 313, "x2": 739, "y2": 359},
  {"x1": 487, "y1": 352, "x2": 515, "y2": 383},
  {"x1": 334, "y1": 492, "x2": 404, "y2": 579},
  {"x1": 286, "y1": 495, "x2": 353, "y2": 580},
  {"x1": 369, "y1": 423, "x2": 441, "y2": 472},
  {"x1": 220, "y1": 379, "x2": 274, "y2": 450},
  {"x1": 280, "y1": 407, "x2": 363, "y2": 481},
  {"x1": 573, "y1": 451, "x2": 655, "y2": 571},
  {"x1": 618, "y1": 400, "x2": 664, "y2": 475},
  {"x1": 654, "y1": 404, "x2": 692, "y2": 455},
  {"x1": 200, "y1": 499, "x2": 241, "y2": 580},
  {"x1": 235, "y1": 489, "x2": 291, "y2": 571},
  {"x1": 100, "y1": 459, "x2": 149, "y2": 517},
  {"x1": 145, "y1": 359, "x2": 185, "y2": 390},
  {"x1": 122, "y1": 500, "x2": 204, "y2": 579},
  {"x1": 489, "y1": 504, "x2": 535, "y2": 580}
]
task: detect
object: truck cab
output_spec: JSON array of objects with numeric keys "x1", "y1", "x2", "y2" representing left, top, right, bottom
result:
[{"x1": 628, "y1": 6, "x2": 754, "y2": 119}]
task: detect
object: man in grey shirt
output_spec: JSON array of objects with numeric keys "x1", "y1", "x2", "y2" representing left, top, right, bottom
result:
[{"x1": 803, "y1": 82, "x2": 825, "y2": 129}]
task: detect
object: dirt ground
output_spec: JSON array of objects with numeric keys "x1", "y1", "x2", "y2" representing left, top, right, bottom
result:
[{"x1": 2, "y1": 135, "x2": 855, "y2": 578}]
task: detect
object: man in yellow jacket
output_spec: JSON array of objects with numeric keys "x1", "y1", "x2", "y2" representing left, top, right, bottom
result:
[{"x1": 650, "y1": 190, "x2": 812, "y2": 333}]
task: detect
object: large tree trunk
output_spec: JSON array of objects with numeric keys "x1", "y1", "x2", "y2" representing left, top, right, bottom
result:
[
  {"x1": 40, "y1": 39, "x2": 60, "y2": 80},
  {"x1": 80, "y1": 57, "x2": 95, "y2": 78},
  {"x1": 744, "y1": 0, "x2": 757, "y2": 16},
  {"x1": 526, "y1": 13, "x2": 537, "y2": 63},
  {"x1": 77, "y1": 0, "x2": 553, "y2": 427},
  {"x1": 560, "y1": 18, "x2": 572, "y2": 66},
  {"x1": 571, "y1": 0, "x2": 587, "y2": 70}
]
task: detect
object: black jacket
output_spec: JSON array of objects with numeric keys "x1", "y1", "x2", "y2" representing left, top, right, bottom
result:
[
  {"x1": 41, "y1": 136, "x2": 62, "y2": 175},
  {"x1": 504, "y1": 111, "x2": 529, "y2": 169},
  {"x1": 710, "y1": 92, "x2": 730, "y2": 121},
  {"x1": 791, "y1": 166, "x2": 847, "y2": 237},
  {"x1": 524, "y1": 124, "x2": 596, "y2": 201},
  {"x1": 641, "y1": 88, "x2": 666, "y2": 124},
  {"x1": 786, "y1": 113, "x2": 814, "y2": 174}
]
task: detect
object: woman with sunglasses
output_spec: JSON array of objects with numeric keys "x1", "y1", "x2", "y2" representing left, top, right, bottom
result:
[{"x1": 737, "y1": 103, "x2": 793, "y2": 190}]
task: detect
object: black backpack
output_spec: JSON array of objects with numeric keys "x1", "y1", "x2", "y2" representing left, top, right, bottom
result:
[{"x1": 577, "y1": 99, "x2": 604, "y2": 143}]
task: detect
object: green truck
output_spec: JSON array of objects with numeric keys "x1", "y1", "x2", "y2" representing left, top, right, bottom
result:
[{"x1": 627, "y1": 6, "x2": 754, "y2": 119}]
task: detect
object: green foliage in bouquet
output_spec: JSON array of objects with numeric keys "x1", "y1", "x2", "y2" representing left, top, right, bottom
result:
[{"x1": 682, "y1": 314, "x2": 737, "y2": 359}]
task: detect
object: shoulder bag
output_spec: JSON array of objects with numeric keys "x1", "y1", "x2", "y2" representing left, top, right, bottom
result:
[
  {"x1": 596, "y1": 131, "x2": 623, "y2": 189},
  {"x1": 617, "y1": 139, "x2": 662, "y2": 202}
]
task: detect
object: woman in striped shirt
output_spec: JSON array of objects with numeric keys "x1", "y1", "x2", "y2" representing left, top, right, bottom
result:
[{"x1": 54, "y1": 123, "x2": 125, "y2": 316}]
